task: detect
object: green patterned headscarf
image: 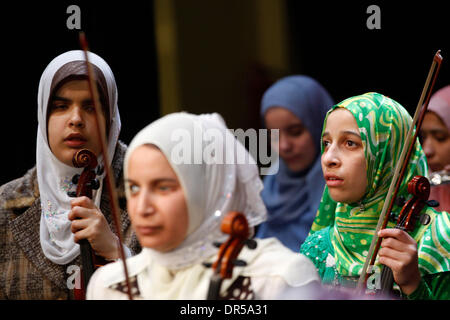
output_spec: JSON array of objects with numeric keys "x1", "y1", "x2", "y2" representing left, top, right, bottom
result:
[{"x1": 310, "y1": 92, "x2": 449, "y2": 277}]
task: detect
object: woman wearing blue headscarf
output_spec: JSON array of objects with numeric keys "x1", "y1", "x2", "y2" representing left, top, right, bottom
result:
[{"x1": 256, "y1": 75, "x2": 334, "y2": 251}]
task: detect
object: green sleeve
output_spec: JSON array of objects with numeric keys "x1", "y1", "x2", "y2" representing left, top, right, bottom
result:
[
  {"x1": 406, "y1": 272, "x2": 450, "y2": 300},
  {"x1": 300, "y1": 227, "x2": 334, "y2": 282}
]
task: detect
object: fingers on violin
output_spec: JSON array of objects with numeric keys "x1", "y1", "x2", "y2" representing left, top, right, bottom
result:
[
  {"x1": 70, "y1": 196, "x2": 96, "y2": 209},
  {"x1": 380, "y1": 235, "x2": 417, "y2": 254},
  {"x1": 71, "y1": 218, "x2": 89, "y2": 235},
  {"x1": 378, "y1": 255, "x2": 404, "y2": 272},
  {"x1": 68, "y1": 205, "x2": 93, "y2": 221},
  {"x1": 72, "y1": 228, "x2": 90, "y2": 243},
  {"x1": 379, "y1": 249, "x2": 417, "y2": 274},
  {"x1": 378, "y1": 228, "x2": 415, "y2": 244}
]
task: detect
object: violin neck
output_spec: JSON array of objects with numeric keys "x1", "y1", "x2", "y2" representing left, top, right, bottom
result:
[
  {"x1": 79, "y1": 239, "x2": 95, "y2": 287},
  {"x1": 206, "y1": 273, "x2": 223, "y2": 300},
  {"x1": 378, "y1": 265, "x2": 394, "y2": 297}
]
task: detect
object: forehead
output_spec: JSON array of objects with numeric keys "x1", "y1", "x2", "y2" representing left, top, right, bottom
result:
[
  {"x1": 324, "y1": 108, "x2": 359, "y2": 131},
  {"x1": 265, "y1": 107, "x2": 302, "y2": 127},
  {"x1": 53, "y1": 79, "x2": 90, "y2": 97},
  {"x1": 127, "y1": 145, "x2": 178, "y2": 179},
  {"x1": 423, "y1": 111, "x2": 448, "y2": 130}
]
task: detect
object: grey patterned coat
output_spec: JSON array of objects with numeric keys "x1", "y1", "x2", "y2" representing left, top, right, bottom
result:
[{"x1": 0, "y1": 141, "x2": 141, "y2": 299}]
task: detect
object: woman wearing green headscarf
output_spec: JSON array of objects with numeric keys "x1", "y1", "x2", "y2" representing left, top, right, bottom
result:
[{"x1": 300, "y1": 92, "x2": 450, "y2": 299}]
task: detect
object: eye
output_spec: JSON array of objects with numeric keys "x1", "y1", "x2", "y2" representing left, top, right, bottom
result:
[
  {"x1": 155, "y1": 183, "x2": 177, "y2": 193},
  {"x1": 346, "y1": 140, "x2": 356, "y2": 147},
  {"x1": 83, "y1": 104, "x2": 95, "y2": 112},
  {"x1": 50, "y1": 103, "x2": 68, "y2": 112},
  {"x1": 322, "y1": 139, "x2": 330, "y2": 148},
  {"x1": 128, "y1": 184, "x2": 140, "y2": 196},
  {"x1": 286, "y1": 125, "x2": 304, "y2": 137},
  {"x1": 434, "y1": 132, "x2": 449, "y2": 143}
]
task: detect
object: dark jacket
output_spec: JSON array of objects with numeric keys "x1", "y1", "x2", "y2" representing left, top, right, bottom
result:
[{"x1": 0, "y1": 141, "x2": 141, "y2": 299}]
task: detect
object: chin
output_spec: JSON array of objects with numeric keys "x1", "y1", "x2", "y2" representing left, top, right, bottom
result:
[
  {"x1": 328, "y1": 190, "x2": 359, "y2": 204},
  {"x1": 285, "y1": 162, "x2": 308, "y2": 172}
]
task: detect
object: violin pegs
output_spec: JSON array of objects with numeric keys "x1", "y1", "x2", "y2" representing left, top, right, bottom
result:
[
  {"x1": 233, "y1": 259, "x2": 247, "y2": 267},
  {"x1": 72, "y1": 174, "x2": 80, "y2": 185},
  {"x1": 425, "y1": 199, "x2": 440, "y2": 208},
  {"x1": 96, "y1": 166, "x2": 104, "y2": 175},
  {"x1": 67, "y1": 191, "x2": 77, "y2": 198},
  {"x1": 394, "y1": 196, "x2": 406, "y2": 207},
  {"x1": 389, "y1": 211, "x2": 398, "y2": 222},
  {"x1": 419, "y1": 214, "x2": 431, "y2": 226},
  {"x1": 213, "y1": 241, "x2": 222, "y2": 248},
  {"x1": 244, "y1": 239, "x2": 257, "y2": 250},
  {"x1": 88, "y1": 179, "x2": 100, "y2": 190}
]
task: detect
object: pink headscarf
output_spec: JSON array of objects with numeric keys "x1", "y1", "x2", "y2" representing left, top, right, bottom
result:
[{"x1": 428, "y1": 85, "x2": 450, "y2": 129}]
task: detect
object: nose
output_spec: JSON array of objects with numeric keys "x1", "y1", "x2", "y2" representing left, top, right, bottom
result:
[
  {"x1": 69, "y1": 106, "x2": 85, "y2": 128},
  {"x1": 135, "y1": 190, "x2": 156, "y2": 217},
  {"x1": 422, "y1": 137, "x2": 435, "y2": 159},
  {"x1": 278, "y1": 133, "x2": 292, "y2": 153},
  {"x1": 321, "y1": 143, "x2": 341, "y2": 168}
]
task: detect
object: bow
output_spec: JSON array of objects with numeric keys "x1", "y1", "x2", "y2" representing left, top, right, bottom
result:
[{"x1": 79, "y1": 31, "x2": 133, "y2": 299}]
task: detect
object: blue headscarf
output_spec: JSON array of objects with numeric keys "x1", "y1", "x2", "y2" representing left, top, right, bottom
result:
[{"x1": 256, "y1": 75, "x2": 333, "y2": 251}]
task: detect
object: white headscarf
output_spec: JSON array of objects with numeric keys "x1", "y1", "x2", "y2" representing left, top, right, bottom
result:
[
  {"x1": 124, "y1": 112, "x2": 267, "y2": 269},
  {"x1": 37, "y1": 50, "x2": 121, "y2": 265}
]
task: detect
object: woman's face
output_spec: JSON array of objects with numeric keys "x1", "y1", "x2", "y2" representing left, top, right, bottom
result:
[
  {"x1": 47, "y1": 79, "x2": 106, "y2": 167},
  {"x1": 321, "y1": 108, "x2": 367, "y2": 203},
  {"x1": 420, "y1": 111, "x2": 450, "y2": 172},
  {"x1": 126, "y1": 145, "x2": 189, "y2": 252},
  {"x1": 265, "y1": 107, "x2": 317, "y2": 172}
]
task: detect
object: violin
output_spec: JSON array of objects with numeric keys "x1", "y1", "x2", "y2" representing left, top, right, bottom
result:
[
  {"x1": 204, "y1": 211, "x2": 257, "y2": 300},
  {"x1": 358, "y1": 50, "x2": 444, "y2": 294},
  {"x1": 67, "y1": 148, "x2": 105, "y2": 300},
  {"x1": 378, "y1": 175, "x2": 437, "y2": 297}
]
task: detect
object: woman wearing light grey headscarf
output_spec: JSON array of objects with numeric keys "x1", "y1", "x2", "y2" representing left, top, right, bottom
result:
[
  {"x1": 87, "y1": 112, "x2": 320, "y2": 300},
  {"x1": 0, "y1": 50, "x2": 139, "y2": 299}
]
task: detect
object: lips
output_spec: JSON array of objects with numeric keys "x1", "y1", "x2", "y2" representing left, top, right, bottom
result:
[
  {"x1": 324, "y1": 173, "x2": 344, "y2": 187},
  {"x1": 64, "y1": 132, "x2": 87, "y2": 147},
  {"x1": 136, "y1": 226, "x2": 162, "y2": 236}
]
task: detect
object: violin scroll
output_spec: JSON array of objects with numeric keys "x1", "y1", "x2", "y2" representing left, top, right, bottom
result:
[
  {"x1": 205, "y1": 211, "x2": 257, "y2": 299},
  {"x1": 68, "y1": 149, "x2": 100, "y2": 199},
  {"x1": 396, "y1": 176, "x2": 431, "y2": 232},
  {"x1": 72, "y1": 149, "x2": 98, "y2": 169}
]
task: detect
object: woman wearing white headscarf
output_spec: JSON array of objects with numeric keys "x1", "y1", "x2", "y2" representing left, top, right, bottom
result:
[
  {"x1": 0, "y1": 50, "x2": 140, "y2": 299},
  {"x1": 86, "y1": 112, "x2": 319, "y2": 300}
]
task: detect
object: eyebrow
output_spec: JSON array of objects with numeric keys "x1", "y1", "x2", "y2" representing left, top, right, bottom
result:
[
  {"x1": 322, "y1": 130, "x2": 362, "y2": 139},
  {"x1": 125, "y1": 177, "x2": 178, "y2": 184},
  {"x1": 51, "y1": 96, "x2": 93, "y2": 104}
]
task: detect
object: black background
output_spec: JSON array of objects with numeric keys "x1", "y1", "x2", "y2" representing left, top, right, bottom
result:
[{"x1": 1, "y1": 1, "x2": 449, "y2": 185}]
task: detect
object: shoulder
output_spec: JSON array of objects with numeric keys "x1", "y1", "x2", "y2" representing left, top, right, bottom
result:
[
  {"x1": 112, "y1": 140, "x2": 127, "y2": 165},
  {"x1": 300, "y1": 227, "x2": 332, "y2": 257},
  {"x1": 87, "y1": 250, "x2": 147, "y2": 299},
  {"x1": 0, "y1": 167, "x2": 38, "y2": 213},
  {"x1": 242, "y1": 237, "x2": 320, "y2": 287},
  {"x1": 300, "y1": 227, "x2": 333, "y2": 274},
  {"x1": 417, "y1": 208, "x2": 450, "y2": 274}
]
